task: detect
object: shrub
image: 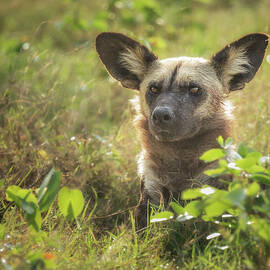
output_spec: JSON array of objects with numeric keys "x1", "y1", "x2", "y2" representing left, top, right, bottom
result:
[{"x1": 151, "y1": 137, "x2": 270, "y2": 266}]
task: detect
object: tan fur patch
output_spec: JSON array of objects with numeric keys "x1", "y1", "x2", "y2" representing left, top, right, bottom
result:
[
  {"x1": 222, "y1": 47, "x2": 251, "y2": 87},
  {"x1": 120, "y1": 46, "x2": 148, "y2": 80}
]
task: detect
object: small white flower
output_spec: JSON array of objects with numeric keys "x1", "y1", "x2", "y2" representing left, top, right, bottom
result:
[
  {"x1": 200, "y1": 187, "x2": 215, "y2": 195},
  {"x1": 215, "y1": 245, "x2": 229, "y2": 250},
  {"x1": 177, "y1": 212, "x2": 193, "y2": 222},
  {"x1": 228, "y1": 162, "x2": 241, "y2": 170},
  {"x1": 206, "y1": 232, "x2": 221, "y2": 240},
  {"x1": 151, "y1": 216, "x2": 173, "y2": 223},
  {"x1": 222, "y1": 214, "x2": 233, "y2": 218},
  {"x1": 22, "y1": 42, "x2": 30, "y2": 50}
]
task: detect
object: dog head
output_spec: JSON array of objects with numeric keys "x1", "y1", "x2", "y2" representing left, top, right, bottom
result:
[{"x1": 96, "y1": 32, "x2": 269, "y2": 142}]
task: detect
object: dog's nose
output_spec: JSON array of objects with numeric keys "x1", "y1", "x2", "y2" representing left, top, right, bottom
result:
[{"x1": 152, "y1": 107, "x2": 173, "y2": 126}]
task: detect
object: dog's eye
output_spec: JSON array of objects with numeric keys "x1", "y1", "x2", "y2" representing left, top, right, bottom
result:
[
  {"x1": 149, "y1": 85, "x2": 160, "y2": 94},
  {"x1": 189, "y1": 87, "x2": 201, "y2": 96}
]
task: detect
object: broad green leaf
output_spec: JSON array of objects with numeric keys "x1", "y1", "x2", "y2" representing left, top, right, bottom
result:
[
  {"x1": 247, "y1": 165, "x2": 266, "y2": 174},
  {"x1": 27, "y1": 208, "x2": 42, "y2": 232},
  {"x1": 204, "y1": 167, "x2": 225, "y2": 177},
  {"x1": 246, "y1": 152, "x2": 262, "y2": 161},
  {"x1": 200, "y1": 149, "x2": 225, "y2": 162},
  {"x1": 224, "y1": 137, "x2": 233, "y2": 149},
  {"x1": 58, "y1": 187, "x2": 85, "y2": 219},
  {"x1": 219, "y1": 159, "x2": 228, "y2": 168},
  {"x1": 228, "y1": 181, "x2": 242, "y2": 191},
  {"x1": 6, "y1": 186, "x2": 41, "y2": 231},
  {"x1": 181, "y1": 188, "x2": 202, "y2": 200},
  {"x1": 236, "y1": 157, "x2": 257, "y2": 170},
  {"x1": 169, "y1": 202, "x2": 184, "y2": 215},
  {"x1": 226, "y1": 188, "x2": 246, "y2": 206},
  {"x1": 205, "y1": 200, "x2": 231, "y2": 217},
  {"x1": 6, "y1": 186, "x2": 38, "y2": 215},
  {"x1": 37, "y1": 169, "x2": 61, "y2": 212},
  {"x1": 6, "y1": 185, "x2": 37, "y2": 205},
  {"x1": 246, "y1": 182, "x2": 260, "y2": 197},
  {"x1": 217, "y1": 136, "x2": 224, "y2": 148},
  {"x1": 150, "y1": 211, "x2": 173, "y2": 223},
  {"x1": 238, "y1": 143, "x2": 254, "y2": 158},
  {"x1": 20, "y1": 198, "x2": 36, "y2": 215},
  {"x1": 251, "y1": 173, "x2": 270, "y2": 185},
  {"x1": 184, "y1": 201, "x2": 202, "y2": 217},
  {"x1": 251, "y1": 219, "x2": 270, "y2": 243}
]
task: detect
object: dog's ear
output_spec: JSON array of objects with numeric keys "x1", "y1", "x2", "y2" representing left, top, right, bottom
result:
[
  {"x1": 96, "y1": 32, "x2": 157, "y2": 90},
  {"x1": 211, "y1": 33, "x2": 269, "y2": 91}
]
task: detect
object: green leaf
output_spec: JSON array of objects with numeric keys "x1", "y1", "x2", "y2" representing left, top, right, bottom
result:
[
  {"x1": 236, "y1": 157, "x2": 257, "y2": 170},
  {"x1": 6, "y1": 186, "x2": 37, "y2": 205},
  {"x1": 6, "y1": 186, "x2": 41, "y2": 231},
  {"x1": 6, "y1": 186, "x2": 38, "y2": 215},
  {"x1": 205, "y1": 200, "x2": 231, "y2": 217},
  {"x1": 181, "y1": 188, "x2": 202, "y2": 200},
  {"x1": 169, "y1": 202, "x2": 184, "y2": 215},
  {"x1": 200, "y1": 149, "x2": 225, "y2": 162},
  {"x1": 251, "y1": 219, "x2": 270, "y2": 243},
  {"x1": 246, "y1": 151, "x2": 262, "y2": 161},
  {"x1": 238, "y1": 143, "x2": 254, "y2": 158},
  {"x1": 251, "y1": 173, "x2": 270, "y2": 185},
  {"x1": 27, "y1": 208, "x2": 42, "y2": 232},
  {"x1": 217, "y1": 136, "x2": 224, "y2": 148},
  {"x1": 204, "y1": 167, "x2": 225, "y2": 177},
  {"x1": 224, "y1": 137, "x2": 233, "y2": 149},
  {"x1": 184, "y1": 201, "x2": 202, "y2": 217},
  {"x1": 219, "y1": 159, "x2": 228, "y2": 168},
  {"x1": 150, "y1": 211, "x2": 174, "y2": 223},
  {"x1": 37, "y1": 169, "x2": 61, "y2": 212},
  {"x1": 226, "y1": 188, "x2": 246, "y2": 206},
  {"x1": 20, "y1": 197, "x2": 36, "y2": 215},
  {"x1": 246, "y1": 182, "x2": 260, "y2": 197},
  {"x1": 58, "y1": 187, "x2": 85, "y2": 219},
  {"x1": 248, "y1": 165, "x2": 266, "y2": 174}
]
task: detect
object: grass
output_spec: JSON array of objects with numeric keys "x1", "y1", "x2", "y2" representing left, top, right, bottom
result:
[{"x1": 0, "y1": 0, "x2": 270, "y2": 269}]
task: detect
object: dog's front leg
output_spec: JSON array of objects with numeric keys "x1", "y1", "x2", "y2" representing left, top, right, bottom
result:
[
  {"x1": 134, "y1": 178, "x2": 151, "y2": 231},
  {"x1": 134, "y1": 177, "x2": 171, "y2": 231}
]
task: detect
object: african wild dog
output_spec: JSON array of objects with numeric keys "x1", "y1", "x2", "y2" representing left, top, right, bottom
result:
[{"x1": 96, "y1": 32, "x2": 269, "y2": 230}]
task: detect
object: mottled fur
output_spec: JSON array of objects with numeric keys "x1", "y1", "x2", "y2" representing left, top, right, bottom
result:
[{"x1": 96, "y1": 32, "x2": 269, "y2": 230}]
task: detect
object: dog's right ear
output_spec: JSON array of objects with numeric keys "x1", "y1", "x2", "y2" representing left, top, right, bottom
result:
[{"x1": 96, "y1": 32, "x2": 157, "y2": 90}]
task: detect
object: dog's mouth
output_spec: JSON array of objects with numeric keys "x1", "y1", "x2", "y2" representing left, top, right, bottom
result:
[
  {"x1": 152, "y1": 130, "x2": 179, "y2": 142},
  {"x1": 150, "y1": 124, "x2": 201, "y2": 142}
]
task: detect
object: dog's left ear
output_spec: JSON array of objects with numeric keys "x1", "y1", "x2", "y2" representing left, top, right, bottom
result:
[
  {"x1": 211, "y1": 33, "x2": 269, "y2": 91},
  {"x1": 96, "y1": 32, "x2": 157, "y2": 90}
]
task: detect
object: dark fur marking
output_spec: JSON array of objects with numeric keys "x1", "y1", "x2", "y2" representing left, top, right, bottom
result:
[{"x1": 167, "y1": 64, "x2": 180, "y2": 91}]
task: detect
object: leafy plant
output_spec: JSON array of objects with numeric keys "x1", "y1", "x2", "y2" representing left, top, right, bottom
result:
[
  {"x1": 5, "y1": 168, "x2": 85, "y2": 231},
  {"x1": 151, "y1": 137, "x2": 270, "y2": 264}
]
